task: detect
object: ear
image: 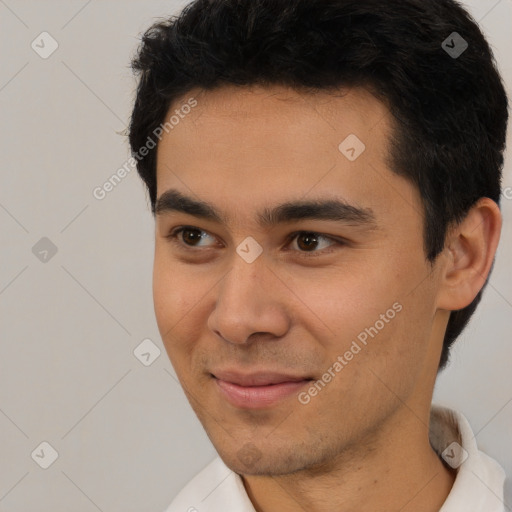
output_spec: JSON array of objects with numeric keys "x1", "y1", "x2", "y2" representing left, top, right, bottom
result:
[{"x1": 436, "y1": 198, "x2": 502, "y2": 311}]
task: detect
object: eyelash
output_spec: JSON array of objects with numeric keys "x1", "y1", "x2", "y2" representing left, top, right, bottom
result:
[{"x1": 165, "y1": 225, "x2": 344, "y2": 258}]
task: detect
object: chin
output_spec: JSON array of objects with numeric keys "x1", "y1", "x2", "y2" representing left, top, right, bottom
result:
[{"x1": 217, "y1": 443, "x2": 319, "y2": 477}]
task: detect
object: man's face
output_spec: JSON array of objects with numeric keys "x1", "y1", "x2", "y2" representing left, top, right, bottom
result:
[{"x1": 153, "y1": 85, "x2": 446, "y2": 475}]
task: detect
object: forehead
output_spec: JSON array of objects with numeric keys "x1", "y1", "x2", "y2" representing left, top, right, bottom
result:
[
  {"x1": 169, "y1": 84, "x2": 390, "y2": 130},
  {"x1": 154, "y1": 84, "x2": 416, "y2": 230}
]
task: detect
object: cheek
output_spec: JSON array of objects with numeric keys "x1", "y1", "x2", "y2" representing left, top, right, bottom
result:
[
  {"x1": 153, "y1": 271, "x2": 195, "y2": 376},
  {"x1": 153, "y1": 258, "x2": 179, "y2": 331},
  {"x1": 348, "y1": 280, "x2": 438, "y2": 394},
  {"x1": 153, "y1": 243, "x2": 203, "y2": 314},
  {"x1": 152, "y1": 252, "x2": 197, "y2": 344},
  {"x1": 310, "y1": 257, "x2": 432, "y2": 368},
  {"x1": 152, "y1": 248, "x2": 219, "y2": 363},
  {"x1": 305, "y1": 267, "x2": 401, "y2": 337}
]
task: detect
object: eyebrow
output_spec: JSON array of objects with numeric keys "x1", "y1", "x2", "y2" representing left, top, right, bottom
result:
[{"x1": 154, "y1": 189, "x2": 378, "y2": 229}]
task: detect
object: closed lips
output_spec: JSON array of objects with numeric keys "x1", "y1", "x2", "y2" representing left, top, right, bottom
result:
[{"x1": 211, "y1": 371, "x2": 313, "y2": 387}]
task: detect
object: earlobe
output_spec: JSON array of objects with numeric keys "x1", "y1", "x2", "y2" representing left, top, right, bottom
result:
[{"x1": 437, "y1": 198, "x2": 502, "y2": 311}]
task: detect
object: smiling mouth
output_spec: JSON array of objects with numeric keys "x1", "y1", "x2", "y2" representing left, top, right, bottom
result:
[{"x1": 210, "y1": 371, "x2": 314, "y2": 409}]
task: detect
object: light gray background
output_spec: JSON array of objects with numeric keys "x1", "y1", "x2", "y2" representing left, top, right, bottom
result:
[{"x1": 0, "y1": 1, "x2": 511, "y2": 511}]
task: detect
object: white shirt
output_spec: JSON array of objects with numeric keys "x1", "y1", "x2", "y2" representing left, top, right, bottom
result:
[{"x1": 164, "y1": 405, "x2": 506, "y2": 512}]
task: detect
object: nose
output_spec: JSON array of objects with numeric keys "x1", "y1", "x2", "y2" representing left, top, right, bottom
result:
[{"x1": 207, "y1": 254, "x2": 291, "y2": 345}]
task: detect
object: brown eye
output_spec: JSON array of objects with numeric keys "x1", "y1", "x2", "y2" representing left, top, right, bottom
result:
[
  {"x1": 167, "y1": 226, "x2": 217, "y2": 248},
  {"x1": 180, "y1": 228, "x2": 204, "y2": 246},
  {"x1": 290, "y1": 232, "x2": 338, "y2": 254},
  {"x1": 296, "y1": 232, "x2": 321, "y2": 251}
]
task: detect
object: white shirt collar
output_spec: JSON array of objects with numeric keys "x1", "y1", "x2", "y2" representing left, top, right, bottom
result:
[
  {"x1": 165, "y1": 404, "x2": 506, "y2": 512},
  {"x1": 431, "y1": 405, "x2": 506, "y2": 511}
]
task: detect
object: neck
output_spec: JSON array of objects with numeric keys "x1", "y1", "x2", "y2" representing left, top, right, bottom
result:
[{"x1": 242, "y1": 404, "x2": 456, "y2": 512}]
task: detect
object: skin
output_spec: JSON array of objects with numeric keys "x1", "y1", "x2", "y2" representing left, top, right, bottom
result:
[{"x1": 152, "y1": 84, "x2": 501, "y2": 512}]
